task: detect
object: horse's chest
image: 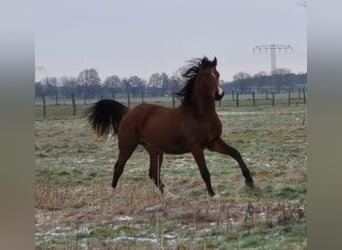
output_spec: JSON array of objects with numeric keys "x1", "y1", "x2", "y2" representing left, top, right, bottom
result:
[
  {"x1": 211, "y1": 121, "x2": 222, "y2": 137},
  {"x1": 208, "y1": 121, "x2": 222, "y2": 141},
  {"x1": 192, "y1": 120, "x2": 222, "y2": 146}
]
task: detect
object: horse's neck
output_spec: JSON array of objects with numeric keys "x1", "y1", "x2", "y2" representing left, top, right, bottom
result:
[
  {"x1": 191, "y1": 91, "x2": 217, "y2": 118},
  {"x1": 199, "y1": 100, "x2": 217, "y2": 117}
]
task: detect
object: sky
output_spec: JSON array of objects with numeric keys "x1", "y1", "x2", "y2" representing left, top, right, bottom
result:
[{"x1": 35, "y1": 0, "x2": 307, "y2": 82}]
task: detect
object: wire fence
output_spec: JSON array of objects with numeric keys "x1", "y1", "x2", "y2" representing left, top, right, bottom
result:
[{"x1": 35, "y1": 89, "x2": 307, "y2": 119}]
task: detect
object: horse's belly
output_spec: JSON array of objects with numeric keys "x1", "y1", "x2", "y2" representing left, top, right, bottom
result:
[{"x1": 141, "y1": 132, "x2": 190, "y2": 154}]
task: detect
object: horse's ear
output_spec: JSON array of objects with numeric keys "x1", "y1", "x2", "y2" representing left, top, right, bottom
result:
[{"x1": 213, "y1": 57, "x2": 217, "y2": 66}]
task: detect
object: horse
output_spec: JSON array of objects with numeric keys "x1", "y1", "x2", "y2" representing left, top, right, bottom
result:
[{"x1": 86, "y1": 56, "x2": 254, "y2": 197}]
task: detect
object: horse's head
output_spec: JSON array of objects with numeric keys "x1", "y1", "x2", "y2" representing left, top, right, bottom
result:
[
  {"x1": 176, "y1": 56, "x2": 224, "y2": 106},
  {"x1": 198, "y1": 57, "x2": 224, "y2": 101}
]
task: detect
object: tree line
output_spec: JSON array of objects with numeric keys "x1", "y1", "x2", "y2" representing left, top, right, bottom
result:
[{"x1": 35, "y1": 68, "x2": 307, "y2": 101}]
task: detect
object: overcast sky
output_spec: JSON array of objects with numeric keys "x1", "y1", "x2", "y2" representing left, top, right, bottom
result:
[{"x1": 35, "y1": 0, "x2": 307, "y2": 82}]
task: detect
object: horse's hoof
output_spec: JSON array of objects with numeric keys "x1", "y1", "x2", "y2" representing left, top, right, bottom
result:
[
  {"x1": 211, "y1": 193, "x2": 221, "y2": 200},
  {"x1": 208, "y1": 191, "x2": 216, "y2": 197},
  {"x1": 246, "y1": 181, "x2": 255, "y2": 188}
]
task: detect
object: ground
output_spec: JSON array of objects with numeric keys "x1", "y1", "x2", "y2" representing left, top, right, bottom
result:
[{"x1": 35, "y1": 98, "x2": 307, "y2": 249}]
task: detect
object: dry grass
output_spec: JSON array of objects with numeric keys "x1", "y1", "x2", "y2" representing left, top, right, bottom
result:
[{"x1": 35, "y1": 103, "x2": 307, "y2": 249}]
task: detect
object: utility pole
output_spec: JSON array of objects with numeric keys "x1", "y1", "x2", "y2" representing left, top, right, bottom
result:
[{"x1": 253, "y1": 44, "x2": 293, "y2": 74}]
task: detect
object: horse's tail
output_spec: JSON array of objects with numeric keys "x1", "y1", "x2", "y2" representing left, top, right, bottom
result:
[{"x1": 85, "y1": 99, "x2": 129, "y2": 137}]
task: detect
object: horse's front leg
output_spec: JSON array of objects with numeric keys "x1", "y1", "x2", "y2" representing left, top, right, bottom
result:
[
  {"x1": 146, "y1": 147, "x2": 165, "y2": 194},
  {"x1": 209, "y1": 138, "x2": 254, "y2": 188},
  {"x1": 191, "y1": 148, "x2": 216, "y2": 196}
]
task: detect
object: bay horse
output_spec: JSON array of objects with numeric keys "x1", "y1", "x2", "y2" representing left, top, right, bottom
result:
[{"x1": 86, "y1": 57, "x2": 254, "y2": 197}]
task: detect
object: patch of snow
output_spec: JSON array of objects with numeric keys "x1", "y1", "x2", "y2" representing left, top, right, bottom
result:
[
  {"x1": 74, "y1": 158, "x2": 95, "y2": 164},
  {"x1": 114, "y1": 216, "x2": 133, "y2": 221}
]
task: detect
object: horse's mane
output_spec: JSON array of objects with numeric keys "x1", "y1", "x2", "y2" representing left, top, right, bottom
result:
[{"x1": 175, "y1": 56, "x2": 216, "y2": 106}]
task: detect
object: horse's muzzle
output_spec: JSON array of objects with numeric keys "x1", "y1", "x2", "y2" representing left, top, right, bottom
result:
[{"x1": 215, "y1": 91, "x2": 225, "y2": 101}]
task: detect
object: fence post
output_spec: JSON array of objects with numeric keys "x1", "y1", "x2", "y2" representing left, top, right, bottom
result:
[
  {"x1": 83, "y1": 95, "x2": 86, "y2": 105},
  {"x1": 141, "y1": 92, "x2": 144, "y2": 103},
  {"x1": 127, "y1": 93, "x2": 131, "y2": 108},
  {"x1": 232, "y1": 90, "x2": 235, "y2": 101},
  {"x1": 288, "y1": 90, "x2": 291, "y2": 105},
  {"x1": 266, "y1": 89, "x2": 269, "y2": 100},
  {"x1": 272, "y1": 92, "x2": 275, "y2": 106},
  {"x1": 303, "y1": 87, "x2": 306, "y2": 104},
  {"x1": 172, "y1": 93, "x2": 176, "y2": 108},
  {"x1": 236, "y1": 93, "x2": 239, "y2": 107},
  {"x1": 55, "y1": 94, "x2": 59, "y2": 105},
  {"x1": 298, "y1": 88, "x2": 301, "y2": 99},
  {"x1": 42, "y1": 94, "x2": 46, "y2": 118},
  {"x1": 71, "y1": 93, "x2": 76, "y2": 116},
  {"x1": 252, "y1": 92, "x2": 256, "y2": 107}
]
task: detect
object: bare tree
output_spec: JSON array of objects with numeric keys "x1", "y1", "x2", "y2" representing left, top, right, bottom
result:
[
  {"x1": 233, "y1": 72, "x2": 251, "y2": 93},
  {"x1": 272, "y1": 68, "x2": 291, "y2": 93},
  {"x1": 41, "y1": 77, "x2": 58, "y2": 96},
  {"x1": 103, "y1": 75, "x2": 121, "y2": 98},
  {"x1": 254, "y1": 71, "x2": 269, "y2": 78},
  {"x1": 77, "y1": 68, "x2": 101, "y2": 100},
  {"x1": 160, "y1": 72, "x2": 169, "y2": 96},
  {"x1": 148, "y1": 73, "x2": 161, "y2": 96},
  {"x1": 59, "y1": 76, "x2": 77, "y2": 98},
  {"x1": 128, "y1": 76, "x2": 145, "y2": 97}
]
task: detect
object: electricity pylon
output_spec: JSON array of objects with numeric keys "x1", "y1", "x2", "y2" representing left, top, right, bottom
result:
[{"x1": 253, "y1": 44, "x2": 293, "y2": 74}]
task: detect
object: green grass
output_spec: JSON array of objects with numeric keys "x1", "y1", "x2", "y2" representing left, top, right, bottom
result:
[
  {"x1": 262, "y1": 185, "x2": 307, "y2": 200},
  {"x1": 35, "y1": 100, "x2": 307, "y2": 249}
]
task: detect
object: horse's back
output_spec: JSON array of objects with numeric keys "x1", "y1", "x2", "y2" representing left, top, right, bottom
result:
[
  {"x1": 119, "y1": 103, "x2": 188, "y2": 153},
  {"x1": 118, "y1": 103, "x2": 173, "y2": 137},
  {"x1": 124, "y1": 103, "x2": 172, "y2": 124}
]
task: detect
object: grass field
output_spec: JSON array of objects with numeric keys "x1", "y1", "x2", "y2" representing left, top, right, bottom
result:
[{"x1": 35, "y1": 98, "x2": 307, "y2": 249}]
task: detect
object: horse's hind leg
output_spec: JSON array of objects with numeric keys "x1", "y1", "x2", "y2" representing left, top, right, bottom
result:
[
  {"x1": 112, "y1": 145, "x2": 137, "y2": 189},
  {"x1": 146, "y1": 148, "x2": 165, "y2": 193},
  {"x1": 209, "y1": 138, "x2": 254, "y2": 188}
]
